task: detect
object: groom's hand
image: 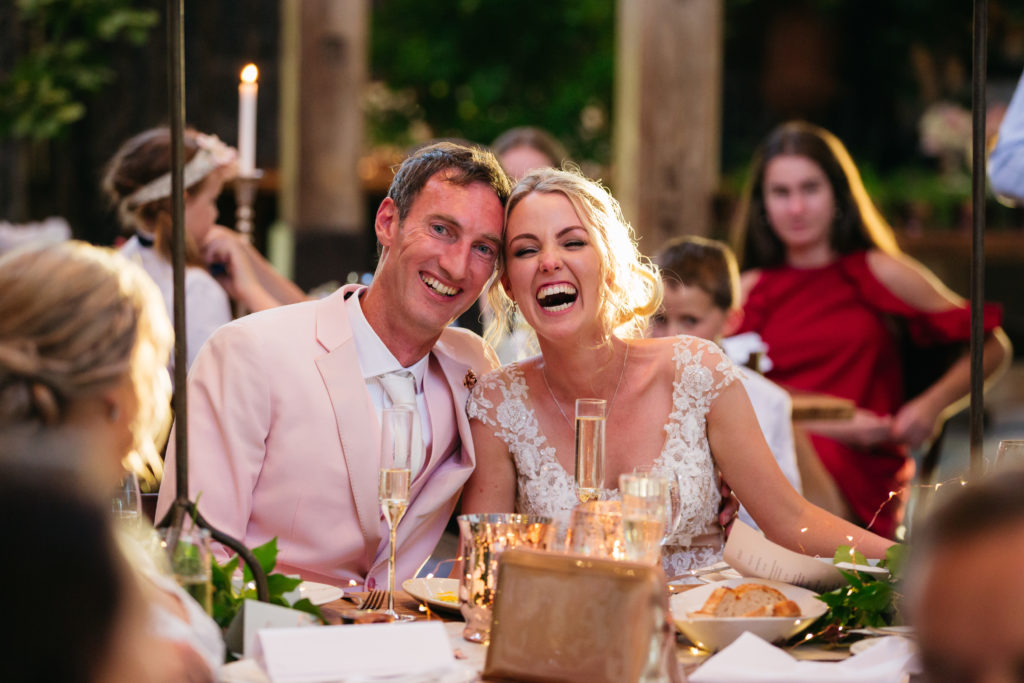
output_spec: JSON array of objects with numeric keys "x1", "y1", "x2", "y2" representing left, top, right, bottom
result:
[{"x1": 718, "y1": 476, "x2": 739, "y2": 536}]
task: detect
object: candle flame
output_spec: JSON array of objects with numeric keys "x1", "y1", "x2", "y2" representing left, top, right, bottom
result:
[{"x1": 241, "y1": 64, "x2": 259, "y2": 84}]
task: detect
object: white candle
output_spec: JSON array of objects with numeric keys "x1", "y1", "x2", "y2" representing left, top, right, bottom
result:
[{"x1": 238, "y1": 63, "x2": 259, "y2": 175}]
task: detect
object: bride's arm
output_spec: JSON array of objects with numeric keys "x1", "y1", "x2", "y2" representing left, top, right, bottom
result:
[
  {"x1": 461, "y1": 418, "x2": 517, "y2": 513},
  {"x1": 708, "y1": 381, "x2": 895, "y2": 559}
]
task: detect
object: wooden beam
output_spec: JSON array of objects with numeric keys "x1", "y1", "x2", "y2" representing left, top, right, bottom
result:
[
  {"x1": 613, "y1": 0, "x2": 723, "y2": 252},
  {"x1": 280, "y1": 0, "x2": 367, "y2": 234}
]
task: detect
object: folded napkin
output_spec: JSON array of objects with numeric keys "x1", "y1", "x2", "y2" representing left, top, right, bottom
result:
[
  {"x1": 254, "y1": 621, "x2": 465, "y2": 682},
  {"x1": 689, "y1": 633, "x2": 920, "y2": 683},
  {"x1": 721, "y1": 332, "x2": 773, "y2": 373}
]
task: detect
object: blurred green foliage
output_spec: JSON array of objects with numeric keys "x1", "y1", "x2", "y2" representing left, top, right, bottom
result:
[
  {"x1": 369, "y1": 0, "x2": 614, "y2": 164},
  {"x1": 0, "y1": 0, "x2": 157, "y2": 141}
]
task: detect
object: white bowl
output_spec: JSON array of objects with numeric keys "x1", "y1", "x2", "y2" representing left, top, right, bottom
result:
[{"x1": 669, "y1": 578, "x2": 827, "y2": 652}]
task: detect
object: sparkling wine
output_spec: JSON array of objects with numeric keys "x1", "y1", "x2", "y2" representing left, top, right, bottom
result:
[
  {"x1": 379, "y1": 468, "x2": 410, "y2": 526},
  {"x1": 622, "y1": 516, "x2": 664, "y2": 564},
  {"x1": 179, "y1": 575, "x2": 213, "y2": 614},
  {"x1": 575, "y1": 415, "x2": 606, "y2": 500}
]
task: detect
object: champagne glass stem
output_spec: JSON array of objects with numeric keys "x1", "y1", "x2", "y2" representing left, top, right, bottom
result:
[{"x1": 387, "y1": 522, "x2": 398, "y2": 615}]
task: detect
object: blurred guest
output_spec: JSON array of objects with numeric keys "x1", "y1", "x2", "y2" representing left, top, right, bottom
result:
[
  {"x1": 0, "y1": 450, "x2": 207, "y2": 683},
  {"x1": 730, "y1": 121, "x2": 1011, "y2": 539},
  {"x1": 103, "y1": 127, "x2": 306, "y2": 371},
  {"x1": 0, "y1": 216, "x2": 71, "y2": 255},
  {"x1": 908, "y1": 470, "x2": 1024, "y2": 683},
  {"x1": 492, "y1": 125, "x2": 570, "y2": 181},
  {"x1": 990, "y1": 65, "x2": 1024, "y2": 202},
  {"x1": 650, "y1": 235, "x2": 801, "y2": 531},
  {"x1": 0, "y1": 241, "x2": 221, "y2": 679}
]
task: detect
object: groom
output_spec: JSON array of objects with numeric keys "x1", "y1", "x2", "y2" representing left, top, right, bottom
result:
[{"x1": 157, "y1": 142, "x2": 511, "y2": 589}]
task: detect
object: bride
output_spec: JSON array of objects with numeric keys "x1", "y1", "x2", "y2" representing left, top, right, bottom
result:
[{"x1": 462, "y1": 167, "x2": 893, "y2": 574}]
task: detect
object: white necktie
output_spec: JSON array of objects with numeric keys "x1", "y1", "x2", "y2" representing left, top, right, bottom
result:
[{"x1": 378, "y1": 370, "x2": 425, "y2": 477}]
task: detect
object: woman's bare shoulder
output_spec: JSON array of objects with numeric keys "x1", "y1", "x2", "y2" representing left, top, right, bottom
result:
[
  {"x1": 864, "y1": 249, "x2": 962, "y2": 311},
  {"x1": 739, "y1": 268, "x2": 764, "y2": 304}
]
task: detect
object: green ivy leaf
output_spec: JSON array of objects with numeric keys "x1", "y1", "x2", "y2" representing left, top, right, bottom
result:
[
  {"x1": 211, "y1": 536, "x2": 327, "y2": 632},
  {"x1": 805, "y1": 543, "x2": 907, "y2": 645},
  {"x1": 242, "y1": 538, "x2": 279, "y2": 583}
]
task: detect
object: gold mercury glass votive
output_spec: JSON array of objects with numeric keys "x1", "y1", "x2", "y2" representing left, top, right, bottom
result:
[
  {"x1": 457, "y1": 513, "x2": 555, "y2": 644},
  {"x1": 566, "y1": 500, "x2": 626, "y2": 560}
]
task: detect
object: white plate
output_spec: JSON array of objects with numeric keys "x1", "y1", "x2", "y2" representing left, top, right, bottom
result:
[
  {"x1": 298, "y1": 580, "x2": 345, "y2": 605},
  {"x1": 829, "y1": 558, "x2": 890, "y2": 579},
  {"x1": 403, "y1": 577, "x2": 461, "y2": 614},
  {"x1": 849, "y1": 634, "x2": 912, "y2": 656},
  {"x1": 670, "y1": 578, "x2": 827, "y2": 652}
]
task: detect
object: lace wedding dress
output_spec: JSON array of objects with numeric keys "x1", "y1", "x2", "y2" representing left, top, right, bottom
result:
[{"x1": 467, "y1": 336, "x2": 741, "y2": 576}]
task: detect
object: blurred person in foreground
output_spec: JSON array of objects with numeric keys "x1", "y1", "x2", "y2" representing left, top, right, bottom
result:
[
  {"x1": 157, "y1": 142, "x2": 511, "y2": 588},
  {"x1": 463, "y1": 167, "x2": 895, "y2": 577},
  {"x1": 104, "y1": 126, "x2": 306, "y2": 371},
  {"x1": 649, "y1": 235, "x2": 801, "y2": 531},
  {"x1": 0, "y1": 447, "x2": 199, "y2": 683},
  {"x1": 731, "y1": 120, "x2": 1011, "y2": 539},
  {"x1": 0, "y1": 240, "x2": 221, "y2": 680},
  {"x1": 908, "y1": 469, "x2": 1024, "y2": 683}
]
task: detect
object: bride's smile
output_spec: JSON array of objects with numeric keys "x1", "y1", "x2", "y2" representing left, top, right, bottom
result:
[{"x1": 503, "y1": 190, "x2": 603, "y2": 339}]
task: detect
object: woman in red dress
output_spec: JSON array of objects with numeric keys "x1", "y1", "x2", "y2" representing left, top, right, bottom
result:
[{"x1": 731, "y1": 121, "x2": 1011, "y2": 539}]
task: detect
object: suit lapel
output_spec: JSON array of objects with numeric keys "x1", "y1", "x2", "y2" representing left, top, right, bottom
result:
[
  {"x1": 368, "y1": 341, "x2": 477, "y2": 570},
  {"x1": 314, "y1": 286, "x2": 383, "y2": 571}
]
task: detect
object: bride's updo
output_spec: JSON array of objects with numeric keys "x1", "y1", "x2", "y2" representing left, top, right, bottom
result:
[{"x1": 487, "y1": 166, "x2": 663, "y2": 344}]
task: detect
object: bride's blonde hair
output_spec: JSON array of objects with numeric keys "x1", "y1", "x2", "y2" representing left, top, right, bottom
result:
[{"x1": 485, "y1": 166, "x2": 662, "y2": 346}]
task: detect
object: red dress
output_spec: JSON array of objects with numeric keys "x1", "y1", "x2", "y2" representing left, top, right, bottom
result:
[{"x1": 739, "y1": 250, "x2": 1001, "y2": 538}]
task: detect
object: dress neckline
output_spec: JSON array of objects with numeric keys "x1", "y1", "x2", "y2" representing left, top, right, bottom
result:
[{"x1": 509, "y1": 342, "x2": 684, "y2": 491}]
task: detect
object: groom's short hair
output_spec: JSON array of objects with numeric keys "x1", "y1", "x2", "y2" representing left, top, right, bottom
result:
[{"x1": 387, "y1": 141, "x2": 512, "y2": 221}]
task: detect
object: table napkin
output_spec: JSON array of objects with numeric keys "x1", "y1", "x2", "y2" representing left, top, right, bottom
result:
[
  {"x1": 254, "y1": 621, "x2": 463, "y2": 682},
  {"x1": 689, "y1": 633, "x2": 920, "y2": 683}
]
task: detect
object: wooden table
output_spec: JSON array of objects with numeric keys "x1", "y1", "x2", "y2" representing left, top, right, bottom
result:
[
  {"x1": 320, "y1": 588, "x2": 857, "y2": 677},
  {"x1": 320, "y1": 590, "x2": 456, "y2": 624}
]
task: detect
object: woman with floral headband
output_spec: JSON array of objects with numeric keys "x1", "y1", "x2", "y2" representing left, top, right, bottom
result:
[{"x1": 104, "y1": 127, "x2": 306, "y2": 371}]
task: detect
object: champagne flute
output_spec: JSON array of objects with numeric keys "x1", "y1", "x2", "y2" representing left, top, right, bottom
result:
[
  {"x1": 574, "y1": 398, "x2": 607, "y2": 503},
  {"x1": 378, "y1": 406, "x2": 415, "y2": 622},
  {"x1": 628, "y1": 467, "x2": 683, "y2": 545},
  {"x1": 619, "y1": 472, "x2": 670, "y2": 564},
  {"x1": 994, "y1": 439, "x2": 1024, "y2": 471},
  {"x1": 111, "y1": 471, "x2": 142, "y2": 529}
]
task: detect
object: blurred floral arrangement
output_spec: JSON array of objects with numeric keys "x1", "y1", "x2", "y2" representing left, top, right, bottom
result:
[{"x1": 918, "y1": 101, "x2": 972, "y2": 174}]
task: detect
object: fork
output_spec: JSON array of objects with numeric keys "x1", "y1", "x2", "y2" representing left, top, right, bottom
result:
[{"x1": 361, "y1": 589, "x2": 388, "y2": 611}]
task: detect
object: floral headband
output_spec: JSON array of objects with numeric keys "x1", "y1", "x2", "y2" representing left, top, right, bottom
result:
[{"x1": 125, "y1": 133, "x2": 238, "y2": 208}]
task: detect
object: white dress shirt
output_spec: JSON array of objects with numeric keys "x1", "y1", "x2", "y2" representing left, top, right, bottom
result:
[{"x1": 344, "y1": 289, "x2": 433, "y2": 457}]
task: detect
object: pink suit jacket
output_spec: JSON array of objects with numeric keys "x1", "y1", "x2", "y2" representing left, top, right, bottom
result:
[{"x1": 156, "y1": 285, "x2": 498, "y2": 588}]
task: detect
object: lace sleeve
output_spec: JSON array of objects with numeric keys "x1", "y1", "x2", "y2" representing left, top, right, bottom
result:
[
  {"x1": 673, "y1": 336, "x2": 742, "y2": 407},
  {"x1": 466, "y1": 365, "x2": 511, "y2": 429}
]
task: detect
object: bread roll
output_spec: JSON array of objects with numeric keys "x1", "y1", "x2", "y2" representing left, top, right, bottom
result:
[{"x1": 688, "y1": 583, "x2": 802, "y2": 618}]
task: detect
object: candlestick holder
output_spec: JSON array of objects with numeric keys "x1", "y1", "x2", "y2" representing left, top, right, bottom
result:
[{"x1": 234, "y1": 170, "x2": 264, "y2": 243}]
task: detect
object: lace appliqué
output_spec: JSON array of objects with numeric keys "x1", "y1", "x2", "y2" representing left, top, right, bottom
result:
[{"x1": 467, "y1": 337, "x2": 741, "y2": 575}]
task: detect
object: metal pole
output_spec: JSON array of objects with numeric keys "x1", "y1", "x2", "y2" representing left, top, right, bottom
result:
[
  {"x1": 969, "y1": 0, "x2": 988, "y2": 480},
  {"x1": 167, "y1": 0, "x2": 188, "y2": 521},
  {"x1": 159, "y1": 0, "x2": 268, "y2": 601}
]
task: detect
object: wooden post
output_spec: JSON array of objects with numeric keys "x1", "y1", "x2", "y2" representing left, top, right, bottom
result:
[
  {"x1": 613, "y1": 0, "x2": 723, "y2": 251},
  {"x1": 280, "y1": 0, "x2": 368, "y2": 288}
]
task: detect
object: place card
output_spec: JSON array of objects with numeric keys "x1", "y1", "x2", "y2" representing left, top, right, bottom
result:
[
  {"x1": 254, "y1": 621, "x2": 454, "y2": 682},
  {"x1": 224, "y1": 599, "x2": 318, "y2": 656}
]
